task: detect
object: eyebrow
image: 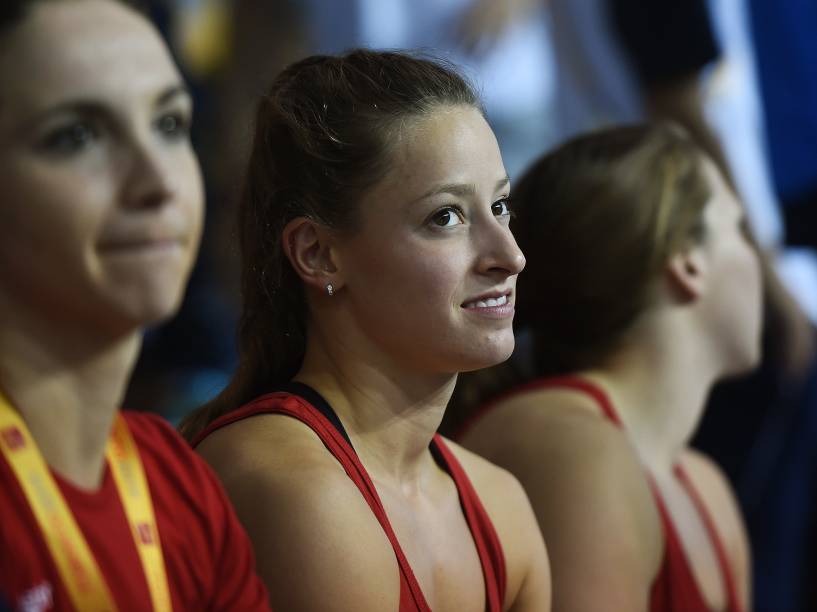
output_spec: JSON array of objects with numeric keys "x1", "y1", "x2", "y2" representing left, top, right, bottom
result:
[
  {"x1": 22, "y1": 84, "x2": 191, "y2": 129},
  {"x1": 155, "y1": 84, "x2": 191, "y2": 106},
  {"x1": 413, "y1": 176, "x2": 511, "y2": 203}
]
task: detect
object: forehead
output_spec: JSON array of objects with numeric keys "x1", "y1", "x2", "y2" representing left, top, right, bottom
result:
[
  {"x1": 381, "y1": 105, "x2": 505, "y2": 198},
  {"x1": 0, "y1": 0, "x2": 180, "y2": 116}
]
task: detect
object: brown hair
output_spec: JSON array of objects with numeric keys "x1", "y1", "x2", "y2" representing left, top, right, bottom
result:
[
  {"x1": 181, "y1": 49, "x2": 482, "y2": 438},
  {"x1": 444, "y1": 123, "x2": 711, "y2": 434}
]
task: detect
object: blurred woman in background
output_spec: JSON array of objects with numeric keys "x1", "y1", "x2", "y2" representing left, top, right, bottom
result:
[
  {"x1": 183, "y1": 49, "x2": 551, "y2": 612},
  {"x1": 455, "y1": 124, "x2": 757, "y2": 612},
  {"x1": 0, "y1": 1, "x2": 268, "y2": 609}
]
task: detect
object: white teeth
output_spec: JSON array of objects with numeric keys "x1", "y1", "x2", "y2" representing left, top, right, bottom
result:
[{"x1": 465, "y1": 294, "x2": 508, "y2": 309}]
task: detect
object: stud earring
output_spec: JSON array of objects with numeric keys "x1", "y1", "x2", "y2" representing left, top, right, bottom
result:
[{"x1": 326, "y1": 283, "x2": 334, "y2": 297}]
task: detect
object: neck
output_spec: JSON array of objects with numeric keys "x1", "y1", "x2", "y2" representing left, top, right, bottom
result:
[
  {"x1": 295, "y1": 329, "x2": 456, "y2": 489},
  {"x1": 0, "y1": 304, "x2": 142, "y2": 490},
  {"x1": 581, "y1": 312, "x2": 719, "y2": 473}
]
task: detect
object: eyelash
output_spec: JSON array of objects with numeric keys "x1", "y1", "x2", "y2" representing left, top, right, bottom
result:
[
  {"x1": 41, "y1": 122, "x2": 98, "y2": 155},
  {"x1": 492, "y1": 197, "x2": 513, "y2": 218},
  {"x1": 430, "y1": 206, "x2": 465, "y2": 227},
  {"x1": 39, "y1": 109, "x2": 191, "y2": 157},
  {"x1": 428, "y1": 197, "x2": 513, "y2": 228}
]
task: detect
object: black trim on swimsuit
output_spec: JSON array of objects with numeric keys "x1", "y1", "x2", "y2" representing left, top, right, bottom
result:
[
  {"x1": 278, "y1": 382, "x2": 354, "y2": 450},
  {"x1": 277, "y1": 382, "x2": 446, "y2": 467}
]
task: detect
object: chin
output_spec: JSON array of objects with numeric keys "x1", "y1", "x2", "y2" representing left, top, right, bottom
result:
[
  {"x1": 105, "y1": 284, "x2": 188, "y2": 331},
  {"x1": 722, "y1": 342, "x2": 763, "y2": 379},
  {"x1": 456, "y1": 337, "x2": 516, "y2": 373},
  {"x1": 140, "y1": 294, "x2": 187, "y2": 327}
]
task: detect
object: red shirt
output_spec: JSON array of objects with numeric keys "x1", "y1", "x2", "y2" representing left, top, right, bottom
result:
[
  {"x1": 0, "y1": 411, "x2": 270, "y2": 612},
  {"x1": 193, "y1": 386, "x2": 506, "y2": 612}
]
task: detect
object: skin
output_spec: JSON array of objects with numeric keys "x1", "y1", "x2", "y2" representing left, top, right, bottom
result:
[
  {"x1": 198, "y1": 105, "x2": 551, "y2": 611},
  {"x1": 460, "y1": 160, "x2": 759, "y2": 611},
  {"x1": 0, "y1": 0, "x2": 203, "y2": 488}
]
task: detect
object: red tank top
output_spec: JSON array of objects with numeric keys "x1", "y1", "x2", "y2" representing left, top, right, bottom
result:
[
  {"x1": 193, "y1": 384, "x2": 507, "y2": 612},
  {"x1": 465, "y1": 376, "x2": 742, "y2": 612}
]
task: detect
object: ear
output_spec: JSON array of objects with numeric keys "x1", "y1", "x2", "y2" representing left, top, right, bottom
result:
[
  {"x1": 282, "y1": 217, "x2": 342, "y2": 294},
  {"x1": 665, "y1": 245, "x2": 708, "y2": 302}
]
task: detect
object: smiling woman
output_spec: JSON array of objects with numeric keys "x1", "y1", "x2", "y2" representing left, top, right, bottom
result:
[
  {"x1": 0, "y1": 1, "x2": 268, "y2": 609},
  {"x1": 181, "y1": 50, "x2": 551, "y2": 612}
]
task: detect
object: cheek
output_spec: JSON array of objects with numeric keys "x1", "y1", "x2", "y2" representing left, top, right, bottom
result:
[
  {"x1": 349, "y1": 237, "x2": 467, "y2": 311},
  {"x1": 734, "y1": 241, "x2": 762, "y2": 294},
  {"x1": 0, "y1": 171, "x2": 97, "y2": 267},
  {"x1": 723, "y1": 243, "x2": 763, "y2": 329},
  {"x1": 747, "y1": 250, "x2": 764, "y2": 320},
  {"x1": 180, "y1": 156, "x2": 205, "y2": 257},
  {"x1": 0, "y1": 190, "x2": 101, "y2": 320}
]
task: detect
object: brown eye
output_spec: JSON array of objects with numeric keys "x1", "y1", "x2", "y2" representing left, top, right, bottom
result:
[
  {"x1": 492, "y1": 198, "x2": 511, "y2": 217},
  {"x1": 432, "y1": 207, "x2": 463, "y2": 227}
]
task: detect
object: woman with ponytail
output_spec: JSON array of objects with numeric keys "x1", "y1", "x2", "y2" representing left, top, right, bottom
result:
[{"x1": 183, "y1": 49, "x2": 550, "y2": 612}]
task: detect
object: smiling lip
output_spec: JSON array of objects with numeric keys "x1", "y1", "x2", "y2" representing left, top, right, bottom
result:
[{"x1": 461, "y1": 290, "x2": 515, "y2": 319}]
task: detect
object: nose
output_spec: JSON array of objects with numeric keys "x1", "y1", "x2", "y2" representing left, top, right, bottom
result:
[
  {"x1": 476, "y1": 220, "x2": 526, "y2": 277},
  {"x1": 121, "y1": 138, "x2": 177, "y2": 209}
]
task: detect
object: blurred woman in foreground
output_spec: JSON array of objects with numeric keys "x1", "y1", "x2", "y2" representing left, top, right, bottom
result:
[{"x1": 0, "y1": 1, "x2": 267, "y2": 608}]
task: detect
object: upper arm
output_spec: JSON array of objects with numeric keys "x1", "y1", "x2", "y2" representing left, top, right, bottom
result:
[
  {"x1": 462, "y1": 404, "x2": 663, "y2": 612},
  {"x1": 196, "y1": 417, "x2": 400, "y2": 612},
  {"x1": 197, "y1": 460, "x2": 271, "y2": 611},
  {"x1": 681, "y1": 450, "x2": 752, "y2": 610}
]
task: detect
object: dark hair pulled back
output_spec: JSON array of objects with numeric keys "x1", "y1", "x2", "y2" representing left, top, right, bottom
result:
[{"x1": 182, "y1": 49, "x2": 481, "y2": 438}]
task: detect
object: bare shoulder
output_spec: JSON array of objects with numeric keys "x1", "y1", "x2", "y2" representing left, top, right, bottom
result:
[
  {"x1": 442, "y1": 437, "x2": 537, "y2": 541},
  {"x1": 441, "y1": 437, "x2": 541, "y2": 556},
  {"x1": 678, "y1": 448, "x2": 746, "y2": 546},
  {"x1": 461, "y1": 387, "x2": 654, "y2": 504},
  {"x1": 459, "y1": 389, "x2": 663, "y2": 610},
  {"x1": 679, "y1": 448, "x2": 751, "y2": 609},
  {"x1": 443, "y1": 436, "x2": 528, "y2": 502},
  {"x1": 678, "y1": 448, "x2": 746, "y2": 540},
  {"x1": 679, "y1": 448, "x2": 735, "y2": 502},
  {"x1": 196, "y1": 414, "x2": 400, "y2": 611},
  {"x1": 196, "y1": 411, "x2": 333, "y2": 477},
  {"x1": 442, "y1": 438, "x2": 552, "y2": 611},
  {"x1": 487, "y1": 399, "x2": 661, "y2": 554}
]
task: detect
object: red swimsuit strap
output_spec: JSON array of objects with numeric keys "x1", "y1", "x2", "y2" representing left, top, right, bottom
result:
[
  {"x1": 674, "y1": 464, "x2": 743, "y2": 612},
  {"x1": 506, "y1": 376, "x2": 742, "y2": 612},
  {"x1": 432, "y1": 435, "x2": 507, "y2": 611},
  {"x1": 194, "y1": 393, "x2": 510, "y2": 611},
  {"x1": 193, "y1": 392, "x2": 432, "y2": 611},
  {"x1": 458, "y1": 374, "x2": 623, "y2": 440}
]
